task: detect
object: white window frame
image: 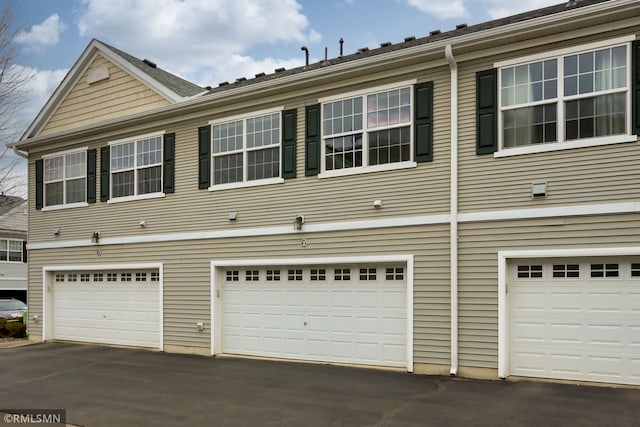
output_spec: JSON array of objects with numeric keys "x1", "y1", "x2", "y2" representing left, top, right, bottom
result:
[
  {"x1": 494, "y1": 36, "x2": 637, "y2": 158},
  {"x1": 0, "y1": 239, "x2": 23, "y2": 263},
  {"x1": 41, "y1": 148, "x2": 89, "y2": 211},
  {"x1": 318, "y1": 80, "x2": 418, "y2": 178},
  {"x1": 208, "y1": 107, "x2": 285, "y2": 191},
  {"x1": 107, "y1": 132, "x2": 165, "y2": 204}
]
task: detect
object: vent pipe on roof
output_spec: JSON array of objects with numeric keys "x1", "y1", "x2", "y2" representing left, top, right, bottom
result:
[
  {"x1": 567, "y1": 0, "x2": 577, "y2": 6},
  {"x1": 301, "y1": 46, "x2": 309, "y2": 67},
  {"x1": 142, "y1": 59, "x2": 156, "y2": 68},
  {"x1": 339, "y1": 38, "x2": 344, "y2": 57}
]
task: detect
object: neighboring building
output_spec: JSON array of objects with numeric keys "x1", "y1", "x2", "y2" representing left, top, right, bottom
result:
[
  {"x1": 9, "y1": 0, "x2": 640, "y2": 386},
  {"x1": 0, "y1": 195, "x2": 27, "y2": 303}
]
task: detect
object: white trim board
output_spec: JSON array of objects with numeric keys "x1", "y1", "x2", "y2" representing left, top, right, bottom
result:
[
  {"x1": 41, "y1": 262, "x2": 164, "y2": 351},
  {"x1": 496, "y1": 247, "x2": 640, "y2": 380},
  {"x1": 210, "y1": 255, "x2": 414, "y2": 372},
  {"x1": 28, "y1": 201, "x2": 640, "y2": 250}
]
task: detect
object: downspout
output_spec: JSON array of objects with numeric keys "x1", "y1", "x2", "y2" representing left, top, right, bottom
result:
[
  {"x1": 11, "y1": 144, "x2": 28, "y2": 159},
  {"x1": 445, "y1": 44, "x2": 459, "y2": 376}
]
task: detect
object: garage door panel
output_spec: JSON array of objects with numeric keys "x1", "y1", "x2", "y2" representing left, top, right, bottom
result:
[
  {"x1": 509, "y1": 258, "x2": 640, "y2": 385},
  {"x1": 221, "y1": 264, "x2": 407, "y2": 368},
  {"x1": 53, "y1": 270, "x2": 160, "y2": 349}
]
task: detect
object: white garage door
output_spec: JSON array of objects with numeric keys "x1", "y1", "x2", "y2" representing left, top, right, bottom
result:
[
  {"x1": 509, "y1": 258, "x2": 640, "y2": 385},
  {"x1": 52, "y1": 270, "x2": 160, "y2": 348},
  {"x1": 221, "y1": 264, "x2": 407, "y2": 368}
]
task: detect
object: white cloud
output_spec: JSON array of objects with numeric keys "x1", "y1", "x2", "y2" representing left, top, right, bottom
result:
[
  {"x1": 481, "y1": 0, "x2": 560, "y2": 19},
  {"x1": 407, "y1": 0, "x2": 467, "y2": 19},
  {"x1": 15, "y1": 14, "x2": 66, "y2": 50},
  {"x1": 76, "y1": 0, "x2": 320, "y2": 85}
]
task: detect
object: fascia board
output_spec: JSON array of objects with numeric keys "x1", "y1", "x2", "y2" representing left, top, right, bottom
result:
[{"x1": 17, "y1": 0, "x2": 637, "y2": 150}]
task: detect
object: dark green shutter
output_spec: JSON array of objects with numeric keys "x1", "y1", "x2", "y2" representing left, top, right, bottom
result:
[
  {"x1": 633, "y1": 40, "x2": 640, "y2": 135},
  {"x1": 305, "y1": 104, "x2": 320, "y2": 176},
  {"x1": 282, "y1": 109, "x2": 297, "y2": 178},
  {"x1": 476, "y1": 68, "x2": 498, "y2": 154},
  {"x1": 414, "y1": 81, "x2": 434, "y2": 162},
  {"x1": 87, "y1": 149, "x2": 96, "y2": 203},
  {"x1": 163, "y1": 133, "x2": 175, "y2": 194},
  {"x1": 22, "y1": 241, "x2": 27, "y2": 263},
  {"x1": 100, "y1": 146, "x2": 110, "y2": 202},
  {"x1": 35, "y1": 159, "x2": 43, "y2": 210},
  {"x1": 198, "y1": 126, "x2": 211, "y2": 189}
]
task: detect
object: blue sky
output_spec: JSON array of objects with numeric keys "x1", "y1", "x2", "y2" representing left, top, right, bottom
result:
[{"x1": 2, "y1": 0, "x2": 561, "y2": 195}]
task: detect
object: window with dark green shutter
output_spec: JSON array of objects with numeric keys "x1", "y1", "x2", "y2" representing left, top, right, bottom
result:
[
  {"x1": 163, "y1": 133, "x2": 175, "y2": 193},
  {"x1": 315, "y1": 82, "x2": 430, "y2": 176},
  {"x1": 198, "y1": 126, "x2": 211, "y2": 189},
  {"x1": 282, "y1": 109, "x2": 297, "y2": 178},
  {"x1": 633, "y1": 40, "x2": 640, "y2": 135},
  {"x1": 35, "y1": 159, "x2": 43, "y2": 210},
  {"x1": 100, "y1": 146, "x2": 110, "y2": 201},
  {"x1": 476, "y1": 68, "x2": 497, "y2": 155},
  {"x1": 305, "y1": 104, "x2": 320, "y2": 176},
  {"x1": 40, "y1": 150, "x2": 89, "y2": 208},
  {"x1": 87, "y1": 149, "x2": 96, "y2": 203}
]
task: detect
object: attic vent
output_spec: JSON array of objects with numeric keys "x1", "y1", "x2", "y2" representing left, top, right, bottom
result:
[
  {"x1": 429, "y1": 29, "x2": 441, "y2": 36},
  {"x1": 143, "y1": 59, "x2": 157, "y2": 68},
  {"x1": 404, "y1": 36, "x2": 416, "y2": 42},
  {"x1": 456, "y1": 23, "x2": 468, "y2": 30},
  {"x1": 87, "y1": 64, "x2": 110, "y2": 84},
  {"x1": 235, "y1": 77, "x2": 247, "y2": 83},
  {"x1": 255, "y1": 72, "x2": 266, "y2": 78},
  {"x1": 275, "y1": 67, "x2": 286, "y2": 73},
  {"x1": 357, "y1": 47, "x2": 369, "y2": 53},
  {"x1": 218, "y1": 81, "x2": 229, "y2": 87},
  {"x1": 380, "y1": 42, "x2": 392, "y2": 48}
]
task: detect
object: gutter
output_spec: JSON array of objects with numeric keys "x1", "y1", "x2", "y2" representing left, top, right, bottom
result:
[
  {"x1": 445, "y1": 44, "x2": 459, "y2": 376},
  {"x1": 10, "y1": 144, "x2": 28, "y2": 159}
]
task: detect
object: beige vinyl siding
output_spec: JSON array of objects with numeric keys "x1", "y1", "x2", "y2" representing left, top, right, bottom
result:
[
  {"x1": 41, "y1": 55, "x2": 170, "y2": 136},
  {"x1": 27, "y1": 224, "x2": 451, "y2": 364},
  {"x1": 458, "y1": 213, "x2": 640, "y2": 369},
  {"x1": 28, "y1": 66, "x2": 451, "y2": 244},
  {"x1": 458, "y1": 29, "x2": 640, "y2": 213}
]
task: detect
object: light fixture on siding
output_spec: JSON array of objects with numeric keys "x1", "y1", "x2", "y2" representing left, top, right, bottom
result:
[
  {"x1": 92, "y1": 231, "x2": 101, "y2": 243},
  {"x1": 53, "y1": 227, "x2": 61, "y2": 236},
  {"x1": 532, "y1": 182, "x2": 547, "y2": 198},
  {"x1": 139, "y1": 220, "x2": 146, "y2": 228},
  {"x1": 228, "y1": 211, "x2": 238, "y2": 221},
  {"x1": 373, "y1": 199, "x2": 383, "y2": 208},
  {"x1": 293, "y1": 215, "x2": 305, "y2": 231}
]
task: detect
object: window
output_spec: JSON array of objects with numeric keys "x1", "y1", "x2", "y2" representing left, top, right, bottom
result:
[
  {"x1": 67, "y1": 274, "x2": 77, "y2": 282},
  {"x1": 334, "y1": 268, "x2": 351, "y2": 281},
  {"x1": 111, "y1": 135, "x2": 163, "y2": 199},
  {"x1": 266, "y1": 270, "x2": 280, "y2": 281},
  {"x1": 590, "y1": 263, "x2": 619, "y2": 278},
  {"x1": 246, "y1": 270, "x2": 259, "y2": 281},
  {"x1": 55, "y1": 274, "x2": 64, "y2": 282},
  {"x1": 499, "y1": 41, "x2": 631, "y2": 152},
  {"x1": 93, "y1": 273, "x2": 104, "y2": 282},
  {"x1": 360, "y1": 268, "x2": 377, "y2": 280},
  {"x1": 0, "y1": 240, "x2": 23, "y2": 262},
  {"x1": 385, "y1": 268, "x2": 404, "y2": 280},
  {"x1": 136, "y1": 272, "x2": 147, "y2": 282},
  {"x1": 310, "y1": 269, "x2": 326, "y2": 281},
  {"x1": 121, "y1": 273, "x2": 132, "y2": 282},
  {"x1": 107, "y1": 273, "x2": 117, "y2": 282},
  {"x1": 288, "y1": 269, "x2": 303, "y2": 281},
  {"x1": 553, "y1": 264, "x2": 580, "y2": 278},
  {"x1": 212, "y1": 111, "x2": 280, "y2": 186},
  {"x1": 226, "y1": 271, "x2": 239, "y2": 282},
  {"x1": 322, "y1": 86, "x2": 412, "y2": 173},
  {"x1": 80, "y1": 273, "x2": 90, "y2": 282},
  {"x1": 517, "y1": 265, "x2": 542, "y2": 279},
  {"x1": 44, "y1": 151, "x2": 86, "y2": 207},
  {"x1": 151, "y1": 272, "x2": 160, "y2": 282},
  {"x1": 632, "y1": 263, "x2": 640, "y2": 277}
]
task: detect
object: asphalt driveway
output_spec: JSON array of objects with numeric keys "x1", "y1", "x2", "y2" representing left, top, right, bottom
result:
[{"x1": 0, "y1": 343, "x2": 638, "y2": 427}]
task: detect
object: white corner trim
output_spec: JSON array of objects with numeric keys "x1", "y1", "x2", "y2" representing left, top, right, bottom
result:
[
  {"x1": 108, "y1": 130, "x2": 166, "y2": 146},
  {"x1": 42, "y1": 202, "x2": 89, "y2": 212},
  {"x1": 208, "y1": 106, "x2": 284, "y2": 125},
  {"x1": 107, "y1": 192, "x2": 165, "y2": 204},
  {"x1": 497, "y1": 246, "x2": 640, "y2": 379},
  {"x1": 210, "y1": 254, "x2": 414, "y2": 372},
  {"x1": 459, "y1": 201, "x2": 640, "y2": 223},
  {"x1": 27, "y1": 214, "x2": 452, "y2": 250},
  {"x1": 493, "y1": 135, "x2": 637, "y2": 158},
  {"x1": 318, "y1": 162, "x2": 417, "y2": 179}
]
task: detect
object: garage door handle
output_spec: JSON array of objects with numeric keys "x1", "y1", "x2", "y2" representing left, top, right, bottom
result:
[{"x1": 304, "y1": 322, "x2": 307, "y2": 326}]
